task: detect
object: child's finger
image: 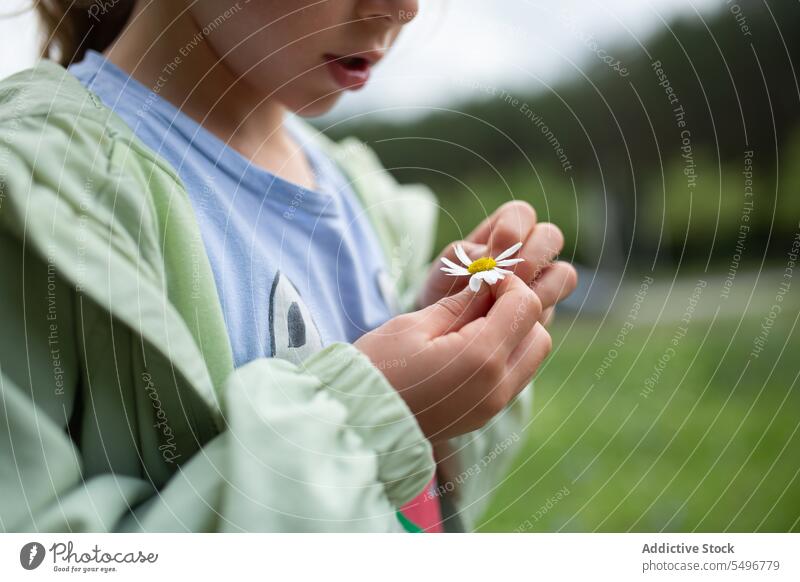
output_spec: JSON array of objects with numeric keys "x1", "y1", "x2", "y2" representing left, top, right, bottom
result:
[
  {"x1": 421, "y1": 282, "x2": 493, "y2": 337},
  {"x1": 461, "y1": 275, "x2": 541, "y2": 355},
  {"x1": 467, "y1": 201, "x2": 537, "y2": 252},
  {"x1": 540, "y1": 306, "x2": 555, "y2": 327},
  {"x1": 506, "y1": 322, "x2": 552, "y2": 390},
  {"x1": 531, "y1": 261, "x2": 578, "y2": 311},
  {"x1": 512, "y1": 222, "x2": 565, "y2": 284}
]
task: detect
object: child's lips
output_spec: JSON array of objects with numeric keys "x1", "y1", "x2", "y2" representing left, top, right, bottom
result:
[{"x1": 323, "y1": 53, "x2": 378, "y2": 91}]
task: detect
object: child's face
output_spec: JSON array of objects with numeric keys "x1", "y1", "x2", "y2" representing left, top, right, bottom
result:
[{"x1": 190, "y1": 0, "x2": 419, "y2": 116}]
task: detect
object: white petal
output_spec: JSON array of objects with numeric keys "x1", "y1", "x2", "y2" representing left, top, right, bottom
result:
[
  {"x1": 496, "y1": 258, "x2": 525, "y2": 267},
  {"x1": 495, "y1": 267, "x2": 514, "y2": 275},
  {"x1": 495, "y1": 241, "x2": 523, "y2": 261},
  {"x1": 469, "y1": 274, "x2": 483, "y2": 292},
  {"x1": 455, "y1": 244, "x2": 473, "y2": 268},
  {"x1": 440, "y1": 256, "x2": 461, "y2": 270},
  {"x1": 441, "y1": 265, "x2": 469, "y2": 276},
  {"x1": 483, "y1": 270, "x2": 500, "y2": 285}
]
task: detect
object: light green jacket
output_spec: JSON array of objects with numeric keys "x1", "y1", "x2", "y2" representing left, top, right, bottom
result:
[{"x1": 0, "y1": 61, "x2": 532, "y2": 532}]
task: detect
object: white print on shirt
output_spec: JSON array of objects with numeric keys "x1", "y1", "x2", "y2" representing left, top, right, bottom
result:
[{"x1": 268, "y1": 271, "x2": 324, "y2": 365}]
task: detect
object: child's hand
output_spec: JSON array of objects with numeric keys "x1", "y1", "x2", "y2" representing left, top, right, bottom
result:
[
  {"x1": 356, "y1": 275, "x2": 550, "y2": 441},
  {"x1": 418, "y1": 201, "x2": 577, "y2": 325}
]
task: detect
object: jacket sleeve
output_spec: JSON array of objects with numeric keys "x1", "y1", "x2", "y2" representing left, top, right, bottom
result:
[
  {"x1": 124, "y1": 345, "x2": 436, "y2": 532},
  {"x1": 0, "y1": 234, "x2": 435, "y2": 533}
]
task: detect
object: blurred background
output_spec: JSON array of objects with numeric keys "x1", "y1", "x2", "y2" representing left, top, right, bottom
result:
[{"x1": 4, "y1": 0, "x2": 798, "y2": 531}]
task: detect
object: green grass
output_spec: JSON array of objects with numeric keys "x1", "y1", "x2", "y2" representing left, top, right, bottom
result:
[{"x1": 477, "y1": 284, "x2": 800, "y2": 532}]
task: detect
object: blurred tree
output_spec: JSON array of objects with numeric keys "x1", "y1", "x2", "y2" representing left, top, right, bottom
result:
[{"x1": 323, "y1": 0, "x2": 799, "y2": 269}]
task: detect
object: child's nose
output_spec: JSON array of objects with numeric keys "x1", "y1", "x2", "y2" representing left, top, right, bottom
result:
[{"x1": 356, "y1": 0, "x2": 419, "y2": 27}]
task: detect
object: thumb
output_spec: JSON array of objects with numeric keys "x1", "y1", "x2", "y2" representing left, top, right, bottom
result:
[{"x1": 419, "y1": 280, "x2": 493, "y2": 337}]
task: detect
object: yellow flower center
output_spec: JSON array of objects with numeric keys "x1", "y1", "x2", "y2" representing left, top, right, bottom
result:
[{"x1": 467, "y1": 257, "x2": 497, "y2": 274}]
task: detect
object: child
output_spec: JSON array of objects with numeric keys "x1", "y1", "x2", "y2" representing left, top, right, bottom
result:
[{"x1": 0, "y1": 0, "x2": 576, "y2": 532}]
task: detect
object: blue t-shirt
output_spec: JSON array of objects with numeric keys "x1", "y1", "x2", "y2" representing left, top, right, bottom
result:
[{"x1": 69, "y1": 50, "x2": 396, "y2": 367}]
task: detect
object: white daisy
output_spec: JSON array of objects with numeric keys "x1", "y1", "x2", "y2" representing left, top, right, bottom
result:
[{"x1": 440, "y1": 242, "x2": 526, "y2": 292}]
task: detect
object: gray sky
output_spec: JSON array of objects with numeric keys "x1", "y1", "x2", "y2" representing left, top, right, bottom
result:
[
  {"x1": 2, "y1": 0, "x2": 722, "y2": 120},
  {"x1": 322, "y1": 0, "x2": 722, "y2": 121}
]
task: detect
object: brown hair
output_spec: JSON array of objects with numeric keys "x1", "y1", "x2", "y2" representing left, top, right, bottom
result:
[{"x1": 35, "y1": 0, "x2": 136, "y2": 65}]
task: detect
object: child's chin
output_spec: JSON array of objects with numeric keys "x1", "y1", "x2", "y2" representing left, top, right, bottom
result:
[{"x1": 285, "y1": 90, "x2": 344, "y2": 118}]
